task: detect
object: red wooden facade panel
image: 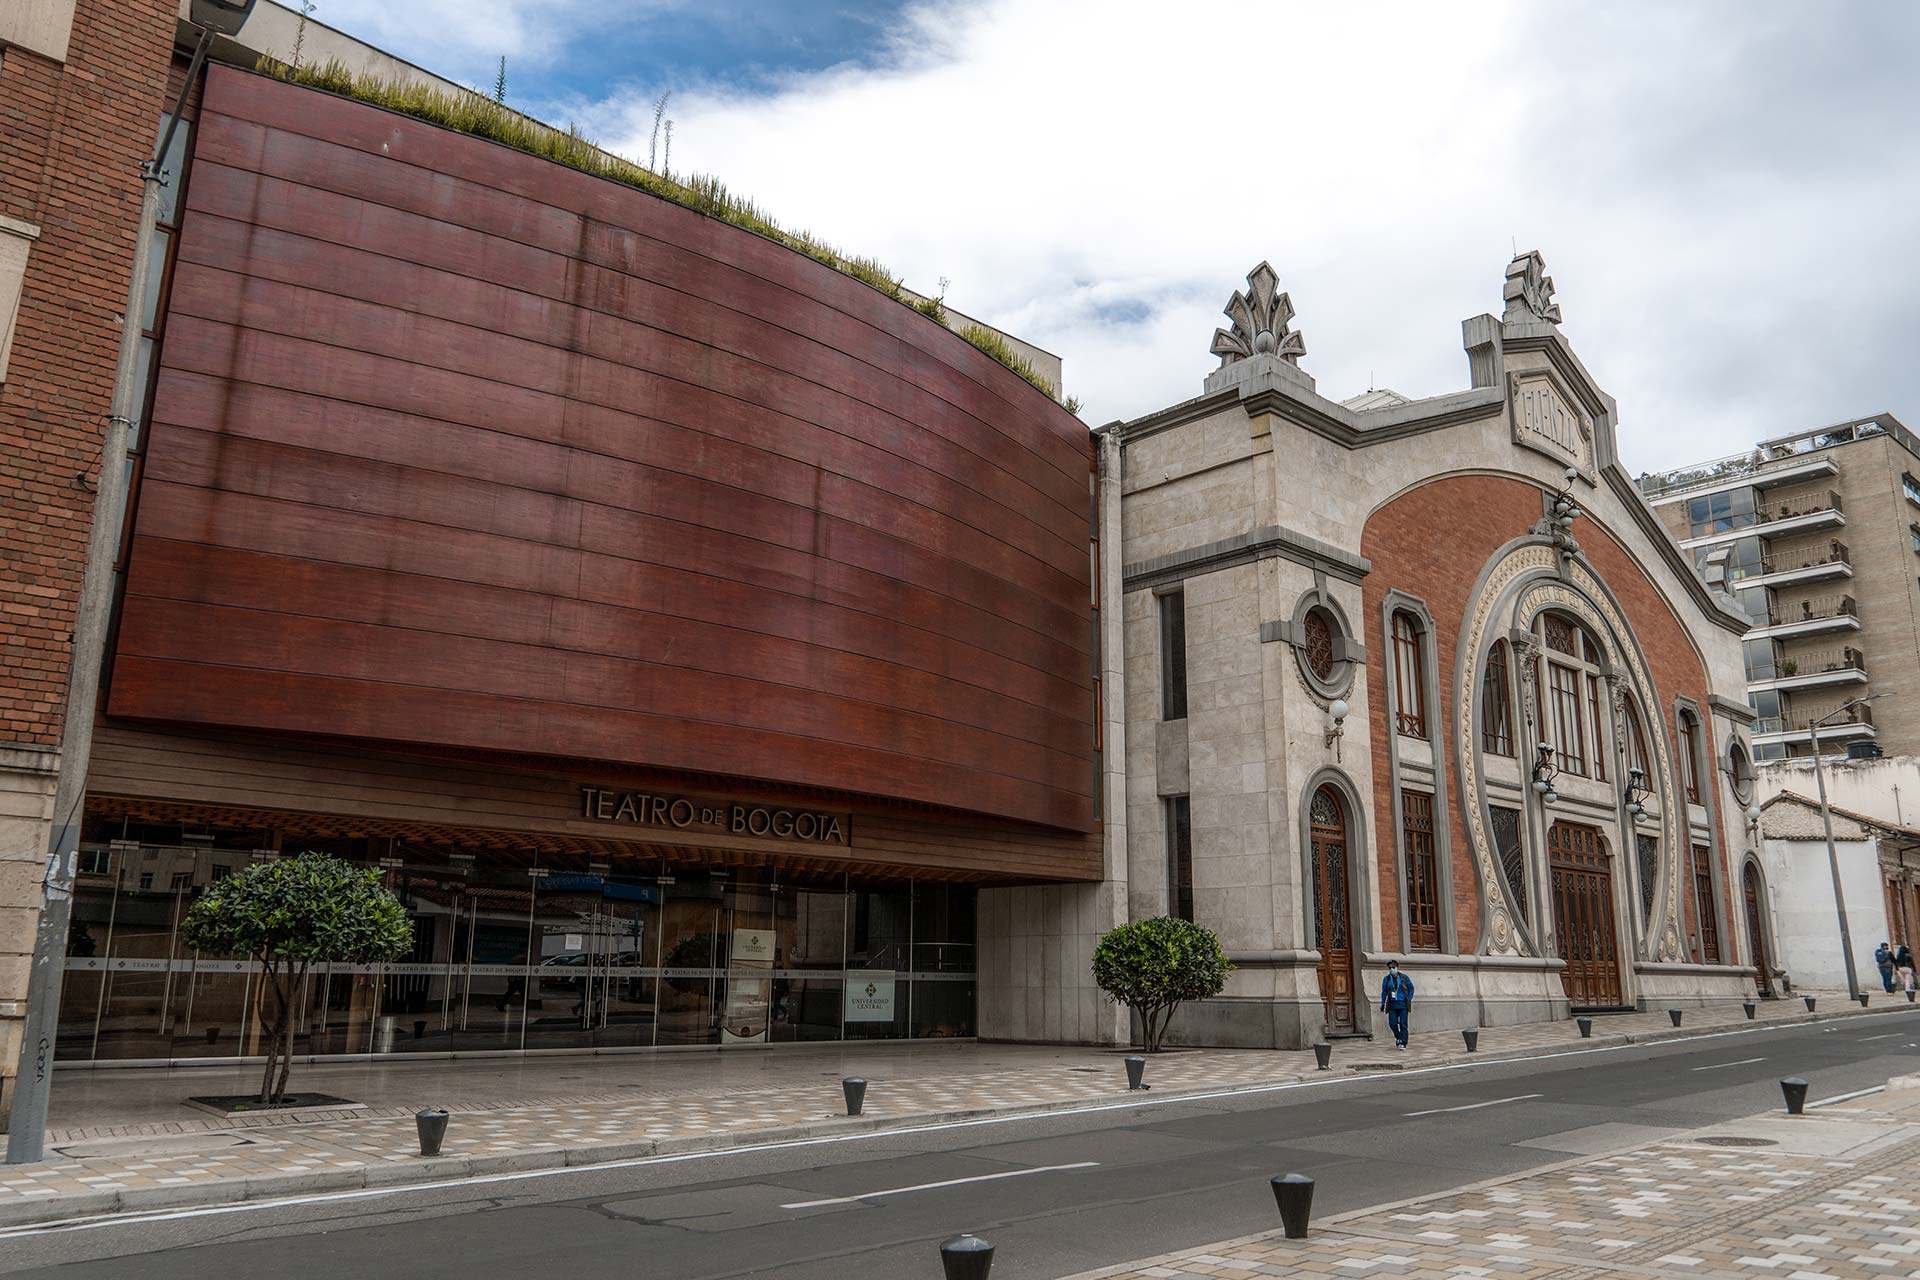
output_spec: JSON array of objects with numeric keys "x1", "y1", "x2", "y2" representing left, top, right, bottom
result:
[{"x1": 111, "y1": 66, "x2": 1097, "y2": 834}]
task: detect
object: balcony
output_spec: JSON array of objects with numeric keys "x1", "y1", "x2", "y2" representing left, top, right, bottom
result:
[
  {"x1": 1748, "y1": 645, "x2": 1869, "y2": 694},
  {"x1": 1732, "y1": 539, "x2": 1853, "y2": 590},
  {"x1": 1752, "y1": 702, "x2": 1876, "y2": 749},
  {"x1": 1747, "y1": 593, "x2": 1860, "y2": 640},
  {"x1": 1680, "y1": 490, "x2": 1846, "y2": 551},
  {"x1": 1640, "y1": 450, "x2": 1839, "y2": 504}
]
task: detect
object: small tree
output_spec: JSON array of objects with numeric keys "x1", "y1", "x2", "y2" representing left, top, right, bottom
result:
[
  {"x1": 182, "y1": 854, "x2": 413, "y2": 1104},
  {"x1": 1092, "y1": 917, "x2": 1232, "y2": 1052}
]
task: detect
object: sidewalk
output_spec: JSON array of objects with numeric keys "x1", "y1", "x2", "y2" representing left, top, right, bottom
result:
[
  {"x1": 0, "y1": 991, "x2": 1906, "y2": 1228},
  {"x1": 1067, "y1": 1071, "x2": 1920, "y2": 1280}
]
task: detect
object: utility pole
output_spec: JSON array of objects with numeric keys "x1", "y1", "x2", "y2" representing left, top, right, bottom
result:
[
  {"x1": 6, "y1": 1, "x2": 254, "y2": 1164},
  {"x1": 1807, "y1": 693, "x2": 1885, "y2": 1007}
]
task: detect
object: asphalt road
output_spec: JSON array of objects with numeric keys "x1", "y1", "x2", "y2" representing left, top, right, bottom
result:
[{"x1": 4, "y1": 1011, "x2": 1917, "y2": 1279}]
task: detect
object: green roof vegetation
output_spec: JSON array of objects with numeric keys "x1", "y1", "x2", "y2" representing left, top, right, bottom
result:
[{"x1": 258, "y1": 58, "x2": 1078, "y2": 414}]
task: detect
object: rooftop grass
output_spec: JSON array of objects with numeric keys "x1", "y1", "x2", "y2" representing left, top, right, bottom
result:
[{"x1": 258, "y1": 58, "x2": 1077, "y2": 413}]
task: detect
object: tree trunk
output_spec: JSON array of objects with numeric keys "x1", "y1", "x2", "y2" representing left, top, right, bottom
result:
[
  {"x1": 273, "y1": 961, "x2": 305, "y2": 1104},
  {"x1": 257, "y1": 957, "x2": 280, "y2": 1104}
]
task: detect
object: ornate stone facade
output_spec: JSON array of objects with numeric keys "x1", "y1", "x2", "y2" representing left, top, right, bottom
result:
[{"x1": 1083, "y1": 250, "x2": 1761, "y2": 1050}]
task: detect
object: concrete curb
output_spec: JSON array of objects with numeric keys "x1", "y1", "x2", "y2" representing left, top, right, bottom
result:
[{"x1": 2, "y1": 999, "x2": 1909, "y2": 1230}]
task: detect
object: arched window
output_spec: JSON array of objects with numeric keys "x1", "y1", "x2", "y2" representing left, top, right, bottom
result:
[
  {"x1": 1533, "y1": 613, "x2": 1607, "y2": 780},
  {"x1": 1392, "y1": 611, "x2": 1426, "y2": 739},
  {"x1": 1679, "y1": 711, "x2": 1702, "y2": 804},
  {"x1": 1623, "y1": 699, "x2": 1651, "y2": 784},
  {"x1": 1482, "y1": 640, "x2": 1514, "y2": 756}
]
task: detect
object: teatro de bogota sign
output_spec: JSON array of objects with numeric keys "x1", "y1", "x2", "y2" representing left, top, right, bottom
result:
[{"x1": 579, "y1": 785, "x2": 849, "y2": 845}]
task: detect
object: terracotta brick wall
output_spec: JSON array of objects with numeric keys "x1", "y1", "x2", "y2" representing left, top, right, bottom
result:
[
  {"x1": 1361, "y1": 474, "x2": 1726, "y2": 956},
  {"x1": 0, "y1": 0, "x2": 176, "y2": 749}
]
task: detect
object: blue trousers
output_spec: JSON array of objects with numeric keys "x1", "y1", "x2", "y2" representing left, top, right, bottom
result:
[
  {"x1": 1385, "y1": 1006, "x2": 1409, "y2": 1046},
  {"x1": 1882, "y1": 966, "x2": 1897, "y2": 993}
]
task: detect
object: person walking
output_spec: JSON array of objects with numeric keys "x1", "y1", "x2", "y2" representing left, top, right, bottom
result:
[
  {"x1": 1380, "y1": 959, "x2": 1414, "y2": 1051},
  {"x1": 1898, "y1": 942, "x2": 1916, "y2": 995},
  {"x1": 1876, "y1": 941, "x2": 1896, "y2": 994}
]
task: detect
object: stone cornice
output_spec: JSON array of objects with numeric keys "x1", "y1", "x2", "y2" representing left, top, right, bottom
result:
[
  {"x1": 1709, "y1": 694, "x2": 1759, "y2": 725},
  {"x1": 1111, "y1": 378, "x2": 1503, "y2": 450},
  {"x1": 1123, "y1": 523, "x2": 1372, "y2": 592}
]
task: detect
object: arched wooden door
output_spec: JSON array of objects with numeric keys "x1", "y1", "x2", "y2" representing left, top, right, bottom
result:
[
  {"x1": 1548, "y1": 821, "x2": 1624, "y2": 1007},
  {"x1": 1309, "y1": 787, "x2": 1357, "y2": 1032},
  {"x1": 1744, "y1": 862, "x2": 1773, "y2": 996}
]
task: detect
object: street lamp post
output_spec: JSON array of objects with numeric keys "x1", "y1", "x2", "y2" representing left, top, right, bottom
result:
[
  {"x1": 1807, "y1": 694, "x2": 1887, "y2": 1005},
  {"x1": 6, "y1": 0, "x2": 258, "y2": 1166}
]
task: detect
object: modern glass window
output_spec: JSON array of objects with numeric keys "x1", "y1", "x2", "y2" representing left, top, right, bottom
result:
[
  {"x1": 1910, "y1": 524, "x2": 1920, "y2": 555},
  {"x1": 1732, "y1": 585, "x2": 1771, "y2": 626},
  {"x1": 1392, "y1": 610, "x2": 1426, "y2": 738},
  {"x1": 1401, "y1": 790, "x2": 1440, "y2": 950},
  {"x1": 1160, "y1": 592, "x2": 1187, "y2": 721},
  {"x1": 1482, "y1": 641, "x2": 1514, "y2": 756},
  {"x1": 1679, "y1": 713, "x2": 1701, "y2": 804},
  {"x1": 1696, "y1": 536, "x2": 1767, "y2": 584},
  {"x1": 1166, "y1": 795, "x2": 1193, "y2": 922},
  {"x1": 1686, "y1": 488, "x2": 1757, "y2": 538},
  {"x1": 1904, "y1": 473, "x2": 1920, "y2": 507},
  {"x1": 1744, "y1": 638, "x2": 1781, "y2": 682}
]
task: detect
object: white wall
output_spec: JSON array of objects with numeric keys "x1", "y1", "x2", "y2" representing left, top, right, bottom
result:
[
  {"x1": 1757, "y1": 835, "x2": 1889, "y2": 989},
  {"x1": 1758, "y1": 755, "x2": 1920, "y2": 830}
]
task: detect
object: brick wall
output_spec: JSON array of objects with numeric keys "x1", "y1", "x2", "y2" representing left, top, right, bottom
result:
[
  {"x1": 0, "y1": 0, "x2": 175, "y2": 748},
  {"x1": 1362, "y1": 475, "x2": 1726, "y2": 956}
]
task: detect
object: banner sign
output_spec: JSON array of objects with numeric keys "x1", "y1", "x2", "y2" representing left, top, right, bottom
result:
[{"x1": 845, "y1": 969, "x2": 896, "y2": 1023}]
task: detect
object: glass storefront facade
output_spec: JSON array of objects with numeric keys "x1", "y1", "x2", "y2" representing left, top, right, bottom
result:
[{"x1": 58, "y1": 818, "x2": 977, "y2": 1063}]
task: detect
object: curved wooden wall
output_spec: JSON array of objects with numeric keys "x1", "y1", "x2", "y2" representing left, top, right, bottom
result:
[{"x1": 109, "y1": 66, "x2": 1097, "y2": 833}]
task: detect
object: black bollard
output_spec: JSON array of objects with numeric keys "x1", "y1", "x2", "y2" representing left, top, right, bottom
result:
[
  {"x1": 1462, "y1": 1028, "x2": 1479, "y2": 1052},
  {"x1": 1804, "y1": 996, "x2": 1817, "y2": 1012},
  {"x1": 1124, "y1": 1055, "x2": 1147, "y2": 1091},
  {"x1": 1271, "y1": 1173, "x2": 1315, "y2": 1239},
  {"x1": 938, "y1": 1233, "x2": 994, "y2": 1280},
  {"x1": 415, "y1": 1107, "x2": 449, "y2": 1157},
  {"x1": 1312, "y1": 1041, "x2": 1332, "y2": 1070},
  {"x1": 842, "y1": 1077, "x2": 867, "y2": 1116},
  {"x1": 1909, "y1": 990, "x2": 1915, "y2": 1004},
  {"x1": 1780, "y1": 1077, "x2": 1809, "y2": 1116},
  {"x1": 1576, "y1": 1016, "x2": 1593, "y2": 1038},
  {"x1": 1858, "y1": 993, "x2": 1872, "y2": 1008},
  {"x1": 1743, "y1": 1000, "x2": 1757, "y2": 1020},
  {"x1": 1669, "y1": 1008, "x2": 1683, "y2": 1027}
]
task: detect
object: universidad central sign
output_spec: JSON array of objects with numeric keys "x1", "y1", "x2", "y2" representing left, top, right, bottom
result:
[{"x1": 578, "y1": 785, "x2": 849, "y2": 845}]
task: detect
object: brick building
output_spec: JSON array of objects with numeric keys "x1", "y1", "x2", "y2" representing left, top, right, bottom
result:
[
  {"x1": 1072, "y1": 255, "x2": 1774, "y2": 1047},
  {"x1": 1, "y1": 0, "x2": 179, "y2": 1119}
]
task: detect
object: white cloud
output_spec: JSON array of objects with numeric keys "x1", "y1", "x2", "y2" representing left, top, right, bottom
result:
[{"x1": 452, "y1": 1, "x2": 1920, "y2": 471}]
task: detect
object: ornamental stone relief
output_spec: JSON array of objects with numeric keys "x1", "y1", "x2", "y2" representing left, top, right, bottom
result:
[
  {"x1": 1509, "y1": 374, "x2": 1595, "y2": 477},
  {"x1": 1454, "y1": 543, "x2": 1557, "y2": 957},
  {"x1": 1210, "y1": 261, "x2": 1306, "y2": 367}
]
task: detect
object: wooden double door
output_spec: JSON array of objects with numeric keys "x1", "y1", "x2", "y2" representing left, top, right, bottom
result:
[
  {"x1": 1549, "y1": 821, "x2": 1625, "y2": 1008},
  {"x1": 1309, "y1": 787, "x2": 1357, "y2": 1032}
]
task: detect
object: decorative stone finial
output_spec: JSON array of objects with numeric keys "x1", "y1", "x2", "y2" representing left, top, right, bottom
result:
[
  {"x1": 1210, "y1": 261, "x2": 1305, "y2": 367},
  {"x1": 1502, "y1": 250, "x2": 1561, "y2": 325}
]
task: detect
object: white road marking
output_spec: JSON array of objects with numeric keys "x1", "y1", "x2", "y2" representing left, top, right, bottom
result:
[
  {"x1": 1807, "y1": 1084, "x2": 1887, "y2": 1108},
  {"x1": 1859, "y1": 1033, "x2": 1902, "y2": 1041},
  {"x1": 5, "y1": 1008, "x2": 1912, "y2": 1239},
  {"x1": 1690, "y1": 1057, "x2": 1767, "y2": 1071},
  {"x1": 1404, "y1": 1093, "x2": 1543, "y2": 1117},
  {"x1": 778, "y1": 1161, "x2": 1098, "y2": 1209}
]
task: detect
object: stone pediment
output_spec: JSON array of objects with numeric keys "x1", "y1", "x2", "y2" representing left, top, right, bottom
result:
[{"x1": 1507, "y1": 368, "x2": 1595, "y2": 481}]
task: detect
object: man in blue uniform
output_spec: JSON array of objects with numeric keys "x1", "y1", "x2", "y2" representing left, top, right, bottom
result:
[{"x1": 1380, "y1": 960, "x2": 1414, "y2": 1050}]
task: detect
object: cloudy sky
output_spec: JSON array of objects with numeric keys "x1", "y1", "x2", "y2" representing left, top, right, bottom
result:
[{"x1": 302, "y1": 0, "x2": 1919, "y2": 474}]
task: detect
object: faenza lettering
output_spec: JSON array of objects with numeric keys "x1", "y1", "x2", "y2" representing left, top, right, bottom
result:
[{"x1": 580, "y1": 786, "x2": 846, "y2": 844}]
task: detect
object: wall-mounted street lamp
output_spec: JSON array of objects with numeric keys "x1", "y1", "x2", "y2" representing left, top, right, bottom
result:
[
  {"x1": 1532, "y1": 742, "x2": 1560, "y2": 805},
  {"x1": 1623, "y1": 766, "x2": 1651, "y2": 818},
  {"x1": 1549, "y1": 466, "x2": 1582, "y2": 556},
  {"x1": 1324, "y1": 699, "x2": 1350, "y2": 760}
]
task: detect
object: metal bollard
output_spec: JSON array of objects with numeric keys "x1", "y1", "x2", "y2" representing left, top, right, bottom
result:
[
  {"x1": 1312, "y1": 1041, "x2": 1332, "y2": 1070},
  {"x1": 1576, "y1": 1016, "x2": 1593, "y2": 1038},
  {"x1": 842, "y1": 1077, "x2": 867, "y2": 1116},
  {"x1": 1271, "y1": 1173, "x2": 1315, "y2": 1239},
  {"x1": 1804, "y1": 996, "x2": 1817, "y2": 1012},
  {"x1": 1124, "y1": 1055, "x2": 1147, "y2": 1091},
  {"x1": 1669, "y1": 1009, "x2": 1683, "y2": 1028},
  {"x1": 1743, "y1": 1000, "x2": 1757, "y2": 1020},
  {"x1": 1858, "y1": 993, "x2": 1872, "y2": 1008},
  {"x1": 1780, "y1": 1077, "x2": 1809, "y2": 1116},
  {"x1": 415, "y1": 1107, "x2": 449, "y2": 1157},
  {"x1": 938, "y1": 1233, "x2": 994, "y2": 1279},
  {"x1": 1908, "y1": 990, "x2": 1915, "y2": 1004},
  {"x1": 1462, "y1": 1028, "x2": 1479, "y2": 1052}
]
